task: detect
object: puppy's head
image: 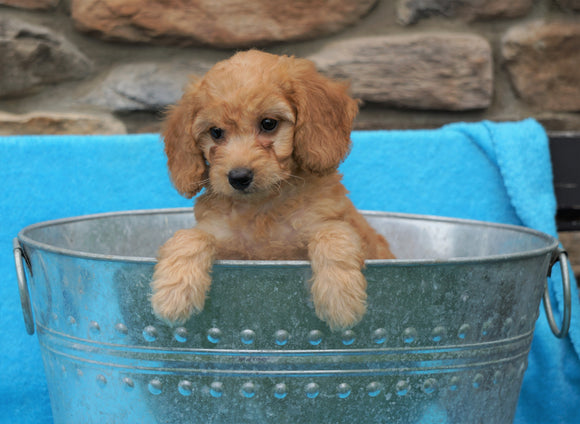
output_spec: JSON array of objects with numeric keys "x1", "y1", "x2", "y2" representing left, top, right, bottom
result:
[{"x1": 163, "y1": 50, "x2": 358, "y2": 199}]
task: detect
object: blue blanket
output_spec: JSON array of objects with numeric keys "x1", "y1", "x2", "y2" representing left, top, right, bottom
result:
[{"x1": 1, "y1": 119, "x2": 578, "y2": 423}]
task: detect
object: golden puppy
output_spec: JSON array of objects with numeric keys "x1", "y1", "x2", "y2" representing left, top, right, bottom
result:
[{"x1": 151, "y1": 50, "x2": 395, "y2": 331}]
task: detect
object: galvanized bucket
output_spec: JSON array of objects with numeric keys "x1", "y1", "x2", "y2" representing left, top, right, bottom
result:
[{"x1": 14, "y1": 209, "x2": 571, "y2": 424}]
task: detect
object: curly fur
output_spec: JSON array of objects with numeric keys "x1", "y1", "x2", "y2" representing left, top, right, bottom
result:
[{"x1": 151, "y1": 50, "x2": 395, "y2": 330}]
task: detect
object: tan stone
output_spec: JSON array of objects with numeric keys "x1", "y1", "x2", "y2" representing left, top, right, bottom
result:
[
  {"x1": 502, "y1": 21, "x2": 580, "y2": 111},
  {"x1": 0, "y1": 17, "x2": 93, "y2": 98},
  {"x1": 83, "y1": 60, "x2": 213, "y2": 112},
  {"x1": 310, "y1": 34, "x2": 493, "y2": 111},
  {"x1": 0, "y1": 0, "x2": 58, "y2": 9},
  {"x1": 536, "y1": 113, "x2": 580, "y2": 132},
  {"x1": 397, "y1": 0, "x2": 533, "y2": 25},
  {"x1": 0, "y1": 112, "x2": 127, "y2": 135},
  {"x1": 71, "y1": 0, "x2": 377, "y2": 48}
]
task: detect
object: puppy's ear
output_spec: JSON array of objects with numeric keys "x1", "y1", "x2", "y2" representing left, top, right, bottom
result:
[
  {"x1": 288, "y1": 59, "x2": 359, "y2": 175},
  {"x1": 162, "y1": 89, "x2": 207, "y2": 199}
]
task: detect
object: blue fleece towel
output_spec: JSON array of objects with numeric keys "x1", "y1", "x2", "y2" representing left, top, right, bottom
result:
[{"x1": 1, "y1": 119, "x2": 578, "y2": 424}]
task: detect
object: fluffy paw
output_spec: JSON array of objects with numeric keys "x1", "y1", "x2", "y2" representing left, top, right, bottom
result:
[
  {"x1": 311, "y1": 268, "x2": 367, "y2": 331},
  {"x1": 150, "y1": 258, "x2": 211, "y2": 326},
  {"x1": 150, "y1": 229, "x2": 216, "y2": 326}
]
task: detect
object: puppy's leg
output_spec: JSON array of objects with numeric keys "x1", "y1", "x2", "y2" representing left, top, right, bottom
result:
[
  {"x1": 151, "y1": 228, "x2": 216, "y2": 325},
  {"x1": 308, "y1": 222, "x2": 367, "y2": 331}
]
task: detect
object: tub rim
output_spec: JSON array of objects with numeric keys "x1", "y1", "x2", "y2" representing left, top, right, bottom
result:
[{"x1": 17, "y1": 207, "x2": 559, "y2": 266}]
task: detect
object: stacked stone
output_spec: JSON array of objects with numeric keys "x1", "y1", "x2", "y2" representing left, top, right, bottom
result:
[{"x1": 0, "y1": 0, "x2": 579, "y2": 134}]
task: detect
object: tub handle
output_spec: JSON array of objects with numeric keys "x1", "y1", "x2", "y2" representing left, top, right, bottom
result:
[
  {"x1": 13, "y1": 238, "x2": 35, "y2": 335},
  {"x1": 543, "y1": 248, "x2": 571, "y2": 339}
]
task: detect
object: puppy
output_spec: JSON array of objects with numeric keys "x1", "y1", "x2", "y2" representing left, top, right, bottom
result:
[{"x1": 151, "y1": 50, "x2": 395, "y2": 331}]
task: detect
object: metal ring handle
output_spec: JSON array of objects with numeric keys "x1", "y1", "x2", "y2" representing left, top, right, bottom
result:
[
  {"x1": 543, "y1": 248, "x2": 571, "y2": 339},
  {"x1": 13, "y1": 238, "x2": 35, "y2": 335}
]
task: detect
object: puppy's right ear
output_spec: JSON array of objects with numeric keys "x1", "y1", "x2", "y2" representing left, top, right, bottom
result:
[{"x1": 162, "y1": 91, "x2": 207, "y2": 199}]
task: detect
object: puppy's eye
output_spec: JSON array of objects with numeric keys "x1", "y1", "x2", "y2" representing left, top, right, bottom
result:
[
  {"x1": 209, "y1": 127, "x2": 225, "y2": 141},
  {"x1": 260, "y1": 118, "x2": 278, "y2": 132}
]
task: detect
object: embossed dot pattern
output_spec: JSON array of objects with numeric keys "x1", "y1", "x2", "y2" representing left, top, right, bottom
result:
[
  {"x1": 91, "y1": 364, "x2": 525, "y2": 401},
  {"x1": 207, "y1": 328, "x2": 222, "y2": 344},
  {"x1": 174, "y1": 327, "x2": 188, "y2": 343},
  {"x1": 115, "y1": 323, "x2": 128, "y2": 336},
  {"x1": 142, "y1": 326, "x2": 158, "y2": 342},
  {"x1": 372, "y1": 328, "x2": 387, "y2": 344},
  {"x1": 148, "y1": 378, "x2": 163, "y2": 395},
  {"x1": 241, "y1": 382, "x2": 256, "y2": 398},
  {"x1": 402, "y1": 327, "x2": 417, "y2": 344},
  {"x1": 240, "y1": 329, "x2": 255, "y2": 345},
  {"x1": 274, "y1": 329, "x2": 289, "y2": 346},
  {"x1": 89, "y1": 321, "x2": 100, "y2": 335},
  {"x1": 274, "y1": 383, "x2": 288, "y2": 399},
  {"x1": 210, "y1": 382, "x2": 224, "y2": 398},
  {"x1": 337, "y1": 383, "x2": 352, "y2": 398},
  {"x1": 307, "y1": 330, "x2": 323, "y2": 346},
  {"x1": 57, "y1": 316, "x2": 535, "y2": 349},
  {"x1": 341, "y1": 330, "x2": 356, "y2": 346},
  {"x1": 305, "y1": 382, "x2": 320, "y2": 399},
  {"x1": 178, "y1": 380, "x2": 193, "y2": 396}
]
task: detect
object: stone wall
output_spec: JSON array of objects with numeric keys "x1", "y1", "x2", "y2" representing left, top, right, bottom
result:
[{"x1": 1, "y1": 0, "x2": 579, "y2": 134}]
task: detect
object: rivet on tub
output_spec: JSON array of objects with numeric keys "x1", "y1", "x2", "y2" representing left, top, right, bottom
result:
[
  {"x1": 207, "y1": 327, "x2": 222, "y2": 344},
  {"x1": 305, "y1": 382, "x2": 320, "y2": 399},
  {"x1": 174, "y1": 327, "x2": 188, "y2": 343},
  {"x1": 148, "y1": 378, "x2": 163, "y2": 395},
  {"x1": 89, "y1": 321, "x2": 100, "y2": 335},
  {"x1": 210, "y1": 381, "x2": 224, "y2": 398},
  {"x1": 273, "y1": 383, "x2": 288, "y2": 399},
  {"x1": 422, "y1": 378, "x2": 437, "y2": 394},
  {"x1": 122, "y1": 377, "x2": 134, "y2": 392},
  {"x1": 96, "y1": 374, "x2": 107, "y2": 388},
  {"x1": 115, "y1": 323, "x2": 128, "y2": 336},
  {"x1": 402, "y1": 327, "x2": 417, "y2": 344},
  {"x1": 178, "y1": 380, "x2": 193, "y2": 396},
  {"x1": 448, "y1": 376, "x2": 460, "y2": 391},
  {"x1": 307, "y1": 330, "x2": 323, "y2": 346},
  {"x1": 274, "y1": 329, "x2": 289, "y2": 346},
  {"x1": 67, "y1": 316, "x2": 77, "y2": 327},
  {"x1": 142, "y1": 325, "x2": 158, "y2": 342},
  {"x1": 337, "y1": 383, "x2": 352, "y2": 398},
  {"x1": 481, "y1": 318, "x2": 494, "y2": 337},
  {"x1": 366, "y1": 381, "x2": 382, "y2": 397},
  {"x1": 493, "y1": 370, "x2": 503, "y2": 385},
  {"x1": 240, "y1": 329, "x2": 255, "y2": 345},
  {"x1": 431, "y1": 326, "x2": 447, "y2": 343},
  {"x1": 241, "y1": 382, "x2": 256, "y2": 398},
  {"x1": 396, "y1": 380, "x2": 409, "y2": 396},
  {"x1": 472, "y1": 373, "x2": 484, "y2": 389},
  {"x1": 457, "y1": 324, "x2": 471, "y2": 340},
  {"x1": 341, "y1": 330, "x2": 356, "y2": 346},
  {"x1": 372, "y1": 328, "x2": 387, "y2": 344}
]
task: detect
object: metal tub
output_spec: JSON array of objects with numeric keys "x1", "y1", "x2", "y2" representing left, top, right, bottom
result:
[{"x1": 14, "y1": 209, "x2": 570, "y2": 424}]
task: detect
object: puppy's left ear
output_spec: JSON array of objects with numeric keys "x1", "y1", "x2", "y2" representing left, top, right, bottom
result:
[
  {"x1": 287, "y1": 58, "x2": 359, "y2": 175},
  {"x1": 162, "y1": 86, "x2": 208, "y2": 199}
]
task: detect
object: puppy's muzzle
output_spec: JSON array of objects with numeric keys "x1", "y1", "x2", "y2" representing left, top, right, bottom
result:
[{"x1": 228, "y1": 168, "x2": 254, "y2": 191}]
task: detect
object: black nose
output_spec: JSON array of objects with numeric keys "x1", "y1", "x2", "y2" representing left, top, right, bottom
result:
[{"x1": 228, "y1": 168, "x2": 254, "y2": 191}]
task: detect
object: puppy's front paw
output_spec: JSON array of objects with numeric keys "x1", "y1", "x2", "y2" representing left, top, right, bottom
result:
[
  {"x1": 150, "y1": 229, "x2": 216, "y2": 326},
  {"x1": 311, "y1": 268, "x2": 367, "y2": 331},
  {"x1": 150, "y1": 258, "x2": 211, "y2": 326}
]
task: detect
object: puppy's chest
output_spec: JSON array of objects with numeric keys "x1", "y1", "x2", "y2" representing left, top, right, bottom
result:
[{"x1": 208, "y1": 211, "x2": 308, "y2": 260}]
